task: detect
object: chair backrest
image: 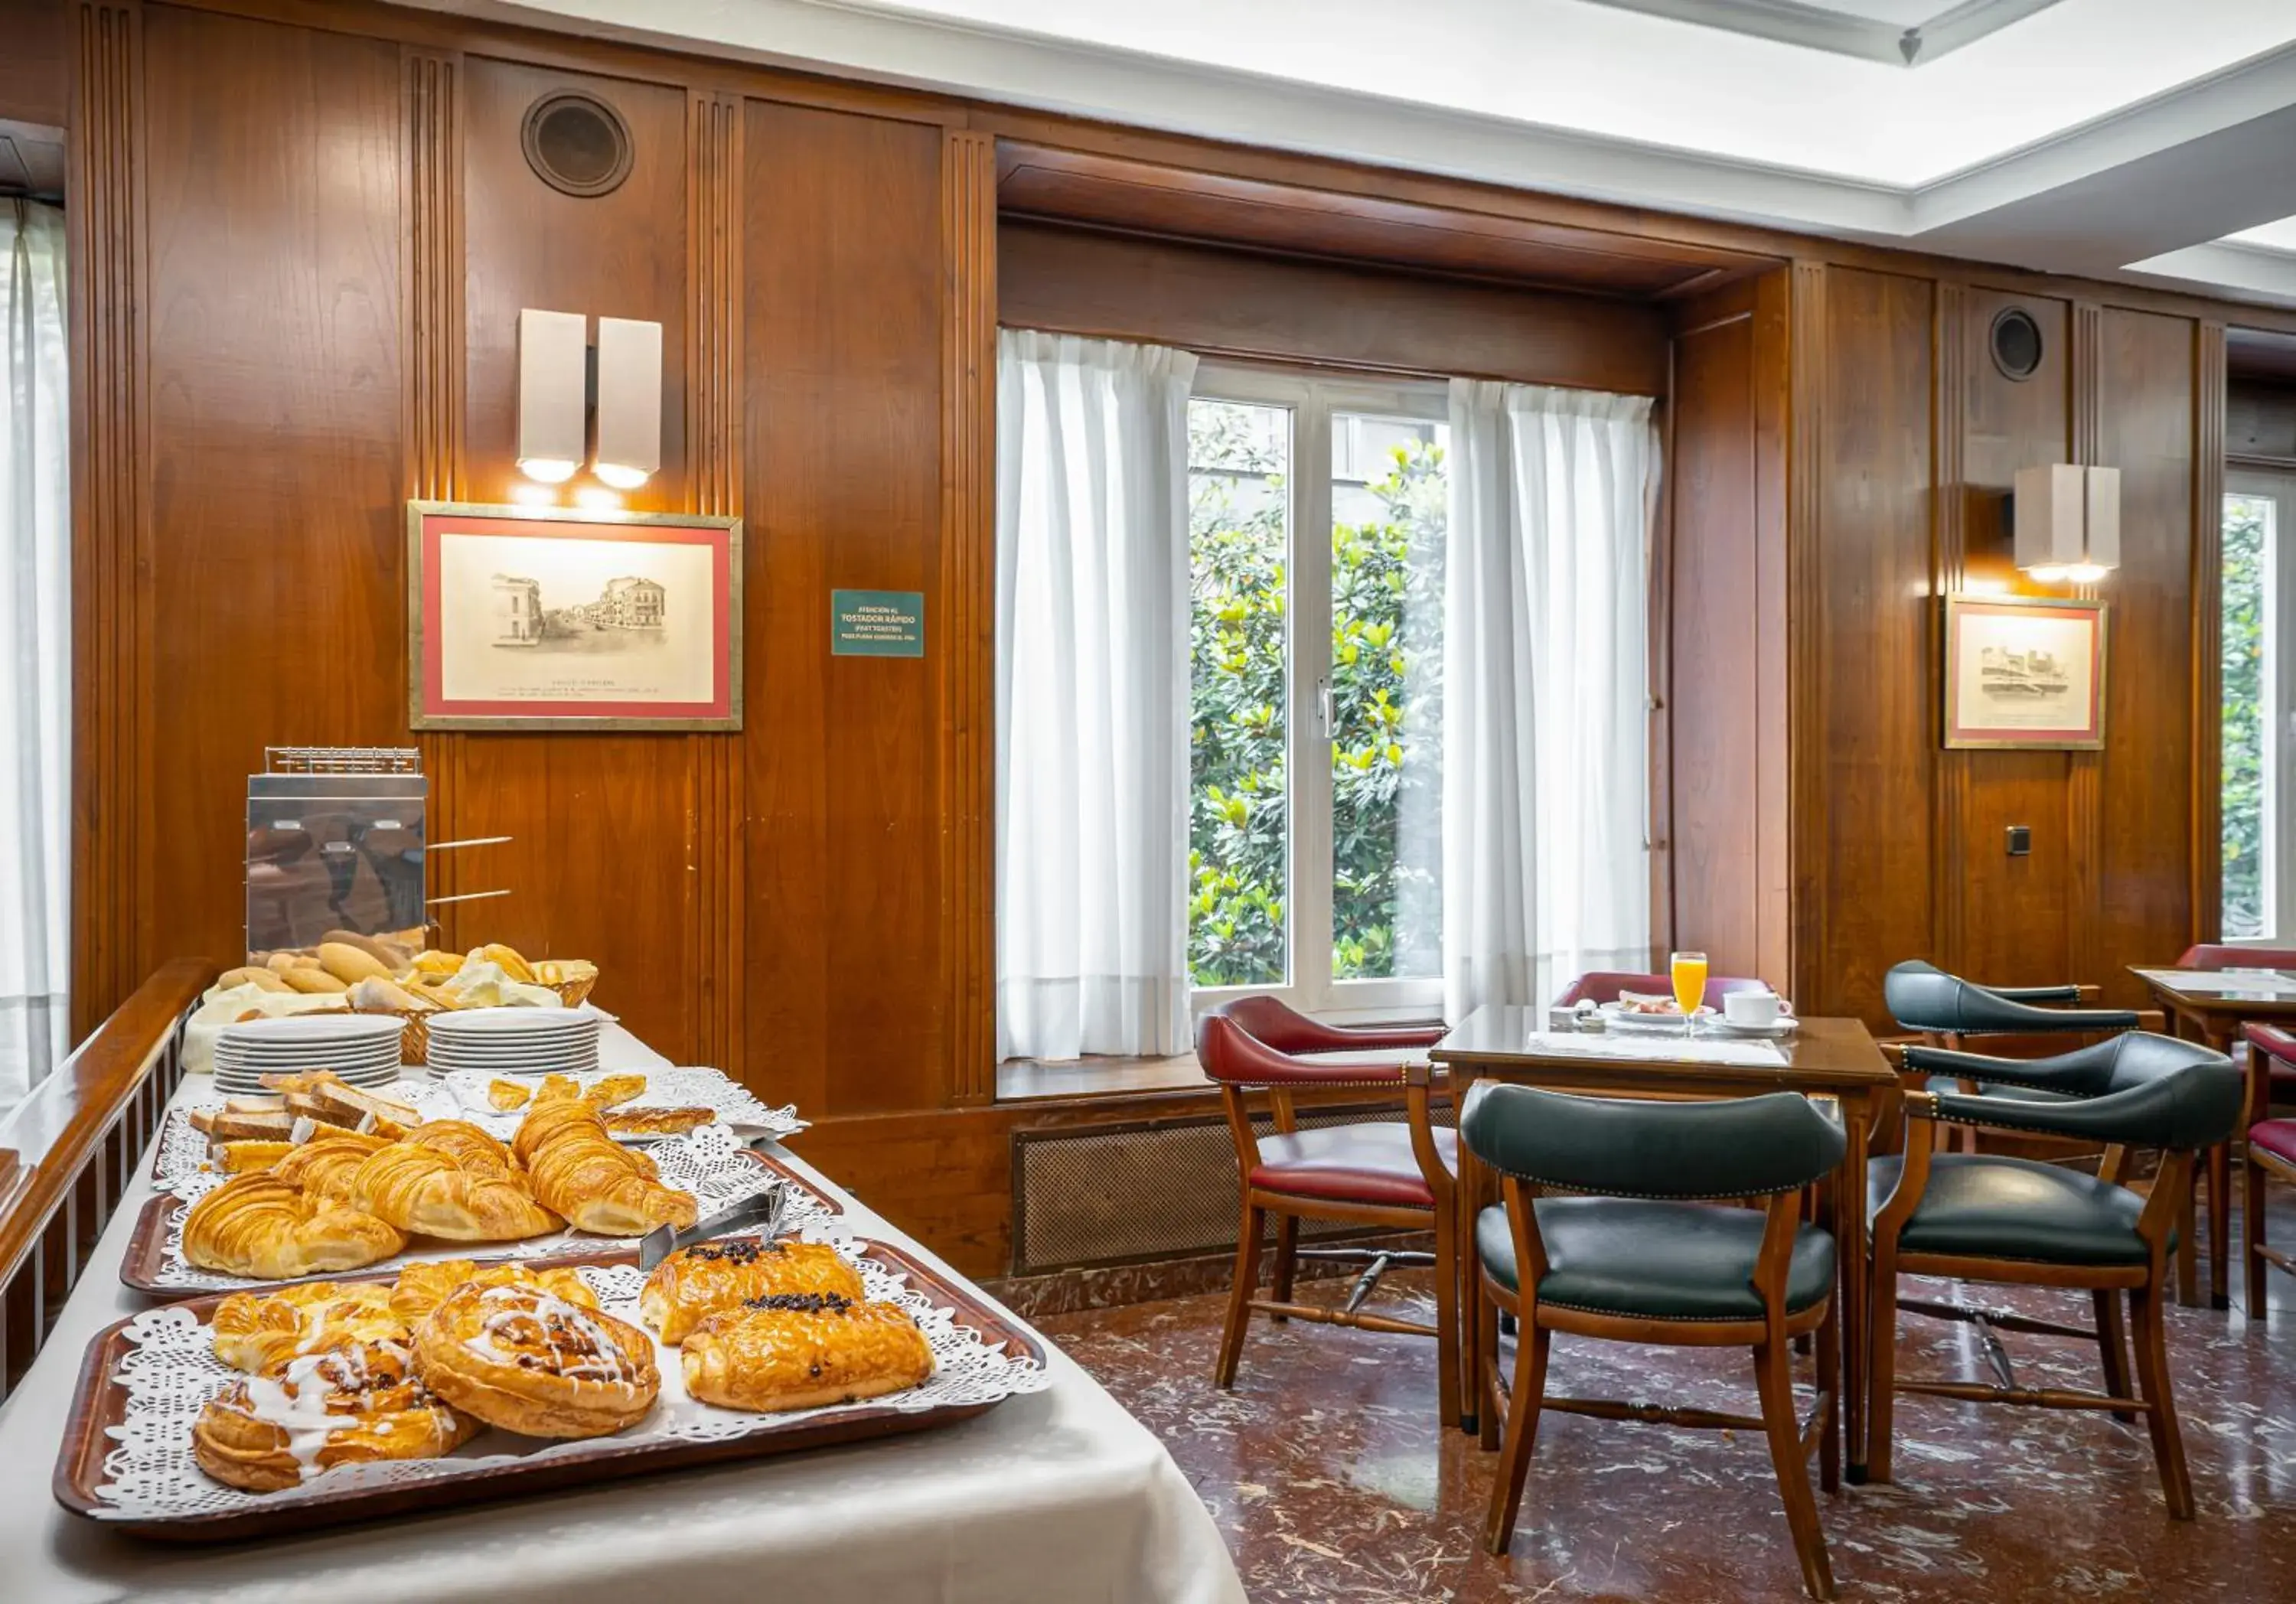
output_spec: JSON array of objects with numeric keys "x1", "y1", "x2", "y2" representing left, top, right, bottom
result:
[
  {"x1": 1208, "y1": 994, "x2": 1445, "y2": 1057},
  {"x1": 1459, "y1": 1083, "x2": 1845, "y2": 1199},
  {"x1": 2177, "y1": 944, "x2": 2296, "y2": 972},
  {"x1": 1554, "y1": 970, "x2": 1773, "y2": 1009},
  {"x1": 1194, "y1": 1009, "x2": 1422, "y2": 1088},
  {"x1": 1883, "y1": 959, "x2": 2137, "y2": 1036}
]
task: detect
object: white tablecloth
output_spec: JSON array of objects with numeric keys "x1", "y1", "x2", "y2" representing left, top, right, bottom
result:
[{"x1": 0, "y1": 1026, "x2": 1245, "y2": 1604}]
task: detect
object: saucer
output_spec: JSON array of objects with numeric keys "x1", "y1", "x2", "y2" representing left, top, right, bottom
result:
[{"x1": 1711, "y1": 1016, "x2": 1800, "y2": 1038}]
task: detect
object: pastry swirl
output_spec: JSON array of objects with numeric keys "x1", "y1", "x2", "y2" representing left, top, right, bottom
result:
[
  {"x1": 639, "y1": 1237, "x2": 865, "y2": 1345},
  {"x1": 210, "y1": 1281, "x2": 406, "y2": 1374},
  {"x1": 181, "y1": 1174, "x2": 406, "y2": 1281},
  {"x1": 680, "y1": 1292, "x2": 933, "y2": 1414},
  {"x1": 389, "y1": 1258, "x2": 601, "y2": 1325},
  {"x1": 192, "y1": 1338, "x2": 475, "y2": 1492},
  {"x1": 413, "y1": 1283, "x2": 659, "y2": 1439}
]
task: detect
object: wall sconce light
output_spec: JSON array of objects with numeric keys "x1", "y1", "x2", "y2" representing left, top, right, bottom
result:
[
  {"x1": 592, "y1": 316, "x2": 662, "y2": 491},
  {"x1": 515, "y1": 308, "x2": 588, "y2": 484},
  {"x1": 2013, "y1": 463, "x2": 2120, "y2": 583}
]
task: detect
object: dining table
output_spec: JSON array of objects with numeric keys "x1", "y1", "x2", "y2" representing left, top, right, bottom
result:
[
  {"x1": 2129, "y1": 963, "x2": 2296, "y2": 1309},
  {"x1": 0, "y1": 1022, "x2": 1247, "y2": 1604},
  {"x1": 1429, "y1": 1006, "x2": 1900, "y2": 1483}
]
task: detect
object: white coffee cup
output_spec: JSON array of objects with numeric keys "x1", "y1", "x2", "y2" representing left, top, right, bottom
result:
[{"x1": 1723, "y1": 990, "x2": 1783, "y2": 1027}]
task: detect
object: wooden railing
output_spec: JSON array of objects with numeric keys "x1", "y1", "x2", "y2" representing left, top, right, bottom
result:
[{"x1": 0, "y1": 960, "x2": 214, "y2": 1400}]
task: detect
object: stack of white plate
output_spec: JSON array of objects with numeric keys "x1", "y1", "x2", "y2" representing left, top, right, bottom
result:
[
  {"x1": 212, "y1": 1014, "x2": 407, "y2": 1095},
  {"x1": 423, "y1": 1008, "x2": 602, "y2": 1077}
]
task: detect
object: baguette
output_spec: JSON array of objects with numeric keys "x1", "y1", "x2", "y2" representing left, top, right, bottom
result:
[
  {"x1": 347, "y1": 975, "x2": 432, "y2": 1014},
  {"x1": 322, "y1": 929, "x2": 415, "y2": 970},
  {"x1": 278, "y1": 967, "x2": 351, "y2": 996},
  {"x1": 317, "y1": 942, "x2": 395, "y2": 985},
  {"x1": 217, "y1": 967, "x2": 292, "y2": 993}
]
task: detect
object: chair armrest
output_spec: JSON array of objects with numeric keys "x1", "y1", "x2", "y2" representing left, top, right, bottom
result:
[
  {"x1": 1984, "y1": 983, "x2": 2088, "y2": 1005},
  {"x1": 1914, "y1": 1074, "x2": 2236, "y2": 1151},
  {"x1": 1404, "y1": 1061, "x2": 1454, "y2": 1195},
  {"x1": 1900, "y1": 1039, "x2": 2118, "y2": 1097}
]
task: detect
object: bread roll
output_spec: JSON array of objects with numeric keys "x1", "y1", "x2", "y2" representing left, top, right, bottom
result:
[
  {"x1": 277, "y1": 967, "x2": 351, "y2": 996},
  {"x1": 317, "y1": 942, "x2": 394, "y2": 985}
]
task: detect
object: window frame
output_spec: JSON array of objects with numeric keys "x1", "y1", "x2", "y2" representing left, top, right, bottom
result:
[
  {"x1": 2225, "y1": 472, "x2": 2294, "y2": 945},
  {"x1": 1187, "y1": 361, "x2": 1450, "y2": 1023}
]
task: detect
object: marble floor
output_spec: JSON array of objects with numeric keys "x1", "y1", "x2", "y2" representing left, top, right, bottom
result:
[{"x1": 1041, "y1": 1202, "x2": 2296, "y2": 1602}]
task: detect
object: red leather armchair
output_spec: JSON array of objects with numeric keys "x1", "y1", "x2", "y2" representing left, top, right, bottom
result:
[
  {"x1": 1196, "y1": 998, "x2": 1460, "y2": 1423},
  {"x1": 2242, "y1": 1021, "x2": 2296, "y2": 1315}
]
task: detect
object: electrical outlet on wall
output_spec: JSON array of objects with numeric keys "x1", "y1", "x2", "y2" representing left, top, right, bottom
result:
[{"x1": 2007, "y1": 825, "x2": 2032, "y2": 856}]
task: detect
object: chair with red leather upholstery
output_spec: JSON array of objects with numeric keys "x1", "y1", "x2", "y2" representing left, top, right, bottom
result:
[
  {"x1": 1554, "y1": 970, "x2": 1771, "y2": 1009},
  {"x1": 2242, "y1": 1022, "x2": 2296, "y2": 1315},
  {"x1": 1197, "y1": 997, "x2": 1460, "y2": 1423}
]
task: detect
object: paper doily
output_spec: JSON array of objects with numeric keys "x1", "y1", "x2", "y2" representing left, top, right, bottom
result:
[
  {"x1": 435, "y1": 1066, "x2": 804, "y2": 1141},
  {"x1": 92, "y1": 1244, "x2": 1049, "y2": 1522},
  {"x1": 145, "y1": 1126, "x2": 843, "y2": 1294}
]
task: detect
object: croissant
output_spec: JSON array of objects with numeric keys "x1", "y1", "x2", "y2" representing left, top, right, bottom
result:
[
  {"x1": 193, "y1": 1339, "x2": 475, "y2": 1492},
  {"x1": 349, "y1": 1142, "x2": 559, "y2": 1242},
  {"x1": 210, "y1": 1281, "x2": 406, "y2": 1374},
  {"x1": 413, "y1": 1282, "x2": 659, "y2": 1438},
  {"x1": 181, "y1": 1174, "x2": 406, "y2": 1281},
  {"x1": 405, "y1": 1118, "x2": 517, "y2": 1177},
  {"x1": 640, "y1": 1238, "x2": 865, "y2": 1345},
  {"x1": 389, "y1": 1258, "x2": 601, "y2": 1325},
  {"x1": 272, "y1": 1133, "x2": 388, "y2": 1203},
  {"x1": 680, "y1": 1293, "x2": 933, "y2": 1413},
  {"x1": 518, "y1": 1099, "x2": 695, "y2": 1237}
]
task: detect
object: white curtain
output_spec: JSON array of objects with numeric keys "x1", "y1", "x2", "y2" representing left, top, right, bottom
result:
[
  {"x1": 1443, "y1": 380, "x2": 1657, "y2": 1021},
  {"x1": 2, "y1": 199, "x2": 70, "y2": 1104},
  {"x1": 996, "y1": 330, "x2": 1199, "y2": 1060}
]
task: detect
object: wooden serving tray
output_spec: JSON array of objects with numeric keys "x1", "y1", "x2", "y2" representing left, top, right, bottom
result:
[
  {"x1": 59, "y1": 1237, "x2": 1043, "y2": 1541},
  {"x1": 120, "y1": 1148, "x2": 840, "y2": 1299}
]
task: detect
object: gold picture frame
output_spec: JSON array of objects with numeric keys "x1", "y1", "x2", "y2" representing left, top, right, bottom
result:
[
  {"x1": 1942, "y1": 592, "x2": 2107, "y2": 751},
  {"x1": 407, "y1": 500, "x2": 743, "y2": 732}
]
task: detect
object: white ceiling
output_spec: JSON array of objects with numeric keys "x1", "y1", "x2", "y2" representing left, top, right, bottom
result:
[{"x1": 425, "y1": 0, "x2": 2296, "y2": 306}]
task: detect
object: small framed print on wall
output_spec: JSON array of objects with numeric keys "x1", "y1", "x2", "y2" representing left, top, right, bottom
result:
[
  {"x1": 1942, "y1": 593, "x2": 2108, "y2": 751},
  {"x1": 408, "y1": 501, "x2": 742, "y2": 732}
]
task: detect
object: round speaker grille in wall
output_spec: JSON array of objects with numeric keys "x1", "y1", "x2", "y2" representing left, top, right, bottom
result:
[
  {"x1": 1990, "y1": 307, "x2": 2043, "y2": 381},
  {"x1": 521, "y1": 91, "x2": 633, "y2": 198}
]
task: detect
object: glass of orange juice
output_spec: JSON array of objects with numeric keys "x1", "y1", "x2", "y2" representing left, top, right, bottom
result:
[{"x1": 1670, "y1": 950, "x2": 1708, "y2": 1025}]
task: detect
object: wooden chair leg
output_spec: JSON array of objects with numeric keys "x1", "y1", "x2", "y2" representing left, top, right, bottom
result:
[
  {"x1": 1433, "y1": 1199, "x2": 1462, "y2": 1431},
  {"x1": 2244, "y1": 1150, "x2": 2269, "y2": 1319},
  {"x1": 1476, "y1": 1270, "x2": 1503, "y2": 1452},
  {"x1": 2177, "y1": 1166, "x2": 2200, "y2": 1306},
  {"x1": 1267, "y1": 1214, "x2": 1300, "y2": 1322},
  {"x1": 2209, "y1": 1142, "x2": 2232, "y2": 1309},
  {"x1": 2093, "y1": 1289, "x2": 2135, "y2": 1424},
  {"x1": 1754, "y1": 1335, "x2": 1836, "y2": 1602},
  {"x1": 1482, "y1": 1317, "x2": 1550, "y2": 1555},
  {"x1": 1816, "y1": 1299, "x2": 1841, "y2": 1495},
  {"x1": 2129, "y1": 1282, "x2": 2197, "y2": 1519},
  {"x1": 1214, "y1": 1203, "x2": 1266, "y2": 1390},
  {"x1": 1867, "y1": 1246, "x2": 1900, "y2": 1486}
]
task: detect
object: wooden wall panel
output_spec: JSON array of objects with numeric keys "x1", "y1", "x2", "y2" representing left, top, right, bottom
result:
[
  {"x1": 999, "y1": 219, "x2": 1669, "y2": 396},
  {"x1": 2228, "y1": 380, "x2": 2296, "y2": 461},
  {"x1": 1949, "y1": 289, "x2": 2073, "y2": 989},
  {"x1": 741, "y1": 99, "x2": 947, "y2": 1118},
  {"x1": 137, "y1": 6, "x2": 406, "y2": 980},
  {"x1": 1668, "y1": 298, "x2": 1761, "y2": 976},
  {"x1": 1805, "y1": 267, "x2": 1935, "y2": 1022},
  {"x1": 2094, "y1": 307, "x2": 2196, "y2": 1001},
  {"x1": 0, "y1": 0, "x2": 70, "y2": 127},
  {"x1": 455, "y1": 57, "x2": 698, "y2": 1061}
]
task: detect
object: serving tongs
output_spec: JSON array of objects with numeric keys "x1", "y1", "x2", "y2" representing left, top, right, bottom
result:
[{"x1": 638, "y1": 1179, "x2": 789, "y2": 1272}]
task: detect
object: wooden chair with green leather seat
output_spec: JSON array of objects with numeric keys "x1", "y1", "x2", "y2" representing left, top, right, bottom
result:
[
  {"x1": 1459, "y1": 1083, "x2": 1846, "y2": 1601},
  {"x1": 1869, "y1": 1032, "x2": 2242, "y2": 1516}
]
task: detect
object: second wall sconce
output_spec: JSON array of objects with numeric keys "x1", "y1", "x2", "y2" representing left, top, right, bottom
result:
[{"x1": 514, "y1": 306, "x2": 662, "y2": 491}]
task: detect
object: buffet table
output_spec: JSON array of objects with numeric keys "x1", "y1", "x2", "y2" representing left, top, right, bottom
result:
[{"x1": 0, "y1": 1025, "x2": 1246, "y2": 1604}]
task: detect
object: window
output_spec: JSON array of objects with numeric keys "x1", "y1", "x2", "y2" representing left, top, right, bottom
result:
[
  {"x1": 2224, "y1": 478, "x2": 2291, "y2": 941},
  {"x1": 1186, "y1": 367, "x2": 1448, "y2": 1016}
]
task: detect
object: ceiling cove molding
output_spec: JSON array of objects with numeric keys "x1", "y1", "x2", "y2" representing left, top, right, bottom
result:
[
  {"x1": 1578, "y1": 0, "x2": 2066, "y2": 69},
  {"x1": 426, "y1": 0, "x2": 2296, "y2": 300}
]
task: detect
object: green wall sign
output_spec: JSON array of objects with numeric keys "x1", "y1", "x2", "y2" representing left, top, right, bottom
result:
[{"x1": 830, "y1": 588, "x2": 925, "y2": 657}]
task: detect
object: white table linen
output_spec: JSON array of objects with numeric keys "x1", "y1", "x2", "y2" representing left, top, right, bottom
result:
[{"x1": 0, "y1": 1025, "x2": 1245, "y2": 1604}]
